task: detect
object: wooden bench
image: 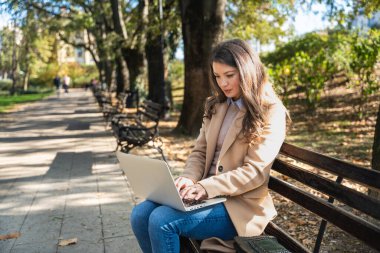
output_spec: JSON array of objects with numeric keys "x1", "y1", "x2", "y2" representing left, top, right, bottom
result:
[
  {"x1": 93, "y1": 90, "x2": 112, "y2": 109},
  {"x1": 111, "y1": 100, "x2": 166, "y2": 160},
  {"x1": 102, "y1": 92, "x2": 130, "y2": 125},
  {"x1": 181, "y1": 142, "x2": 380, "y2": 253}
]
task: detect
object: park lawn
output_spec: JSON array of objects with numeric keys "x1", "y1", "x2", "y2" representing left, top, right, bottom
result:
[{"x1": 0, "y1": 92, "x2": 52, "y2": 113}]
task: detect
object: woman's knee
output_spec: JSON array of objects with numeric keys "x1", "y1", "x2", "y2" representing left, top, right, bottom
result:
[
  {"x1": 148, "y1": 205, "x2": 179, "y2": 233},
  {"x1": 131, "y1": 200, "x2": 159, "y2": 228}
]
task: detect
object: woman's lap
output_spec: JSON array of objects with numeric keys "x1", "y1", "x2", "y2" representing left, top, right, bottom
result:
[
  {"x1": 130, "y1": 200, "x2": 237, "y2": 252},
  {"x1": 148, "y1": 201, "x2": 237, "y2": 240}
]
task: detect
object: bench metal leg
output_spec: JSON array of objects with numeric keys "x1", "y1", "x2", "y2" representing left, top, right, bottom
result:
[{"x1": 313, "y1": 176, "x2": 344, "y2": 253}]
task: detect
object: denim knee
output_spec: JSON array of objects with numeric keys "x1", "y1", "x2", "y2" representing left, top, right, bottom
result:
[
  {"x1": 148, "y1": 205, "x2": 178, "y2": 234},
  {"x1": 130, "y1": 200, "x2": 158, "y2": 231},
  {"x1": 130, "y1": 205, "x2": 141, "y2": 230}
]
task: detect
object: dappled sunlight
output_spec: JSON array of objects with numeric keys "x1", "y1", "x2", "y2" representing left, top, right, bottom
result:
[
  {"x1": 0, "y1": 167, "x2": 48, "y2": 180},
  {"x1": 0, "y1": 90, "x2": 139, "y2": 253}
]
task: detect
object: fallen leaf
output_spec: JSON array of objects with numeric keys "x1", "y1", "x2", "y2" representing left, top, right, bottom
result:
[
  {"x1": 302, "y1": 238, "x2": 313, "y2": 245},
  {"x1": 308, "y1": 220, "x2": 318, "y2": 225},
  {"x1": 295, "y1": 219, "x2": 307, "y2": 225},
  {"x1": 58, "y1": 238, "x2": 78, "y2": 247},
  {"x1": 0, "y1": 232, "x2": 21, "y2": 240}
]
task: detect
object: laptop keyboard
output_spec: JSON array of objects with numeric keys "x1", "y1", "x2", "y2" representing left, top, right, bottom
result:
[{"x1": 183, "y1": 199, "x2": 205, "y2": 207}]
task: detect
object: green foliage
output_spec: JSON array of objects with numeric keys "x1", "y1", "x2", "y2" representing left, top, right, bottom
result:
[
  {"x1": 265, "y1": 32, "x2": 332, "y2": 108},
  {"x1": 225, "y1": 0, "x2": 296, "y2": 45},
  {"x1": 168, "y1": 59, "x2": 184, "y2": 88},
  {"x1": 265, "y1": 27, "x2": 379, "y2": 115},
  {"x1": 264, "y1": 30, "x2": 360, "y2": 110},
  {"x1": 267, "y1": 59, "x2": 298, "y2": 106},
  {"x1": 29, "y1": 62, "x2": 98, "y2": 88},
  {"x1": 168, "y1": 59, "x2": 184, "y2": 110},
  {"x1": 0, "y1": 79, "x2": 12, "y2": 91},
  {"x1": 262, "y1": 33, "x2": 328, "y2": 65},
  {"x1": 0, "y1": 27, "x2": 14, "y2": 74},
  {"x1": 325, "y1": 30, "x2": 353, "y2": 73},
  {"x1": 65, "y1": 63, "x2": 98, "y2": 87},
  {"x1": 29, "y1": 62, "x2": 60, "y2": 87},
  {"x1": 348, "y1": 30, "x2": 380, "y2": 118},
  {"x1": 293, "y1": 51, "x2": 332, "y2": 109}
]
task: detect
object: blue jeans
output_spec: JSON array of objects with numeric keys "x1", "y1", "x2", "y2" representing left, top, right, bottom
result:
[{"x1": 130, "y1": 200, "x2": 237, "y2": 253}]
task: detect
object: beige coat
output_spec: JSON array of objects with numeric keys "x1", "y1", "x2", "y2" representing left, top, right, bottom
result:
[{"x1": 181, "y1": 94, "x2": 286, "y2": 252}]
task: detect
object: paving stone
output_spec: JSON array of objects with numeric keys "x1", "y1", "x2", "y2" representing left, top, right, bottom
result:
[
  {"x1": 0, "y1": 90, "x2": 141, "y2": 253},
  {"x1": 15, "y1": 213, "x2": 62, "y2": 244},
  {"x1": 10, "y1": 241, "x2": 58, "y2": 253},
  {"x1": 101, "y1": 208, "x2": 134, "y2": 238},
  {"x1": 0, "y1": 239, "x2": 14, "y2": 253},
  {"x1": 104, "y1": 236, "x2": 142, "y2": 253}
]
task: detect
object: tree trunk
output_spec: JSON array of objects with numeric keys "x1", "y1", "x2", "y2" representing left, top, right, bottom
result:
[
  {"x1": 175, "y1": 0, "x2": 226, "y2": 135},
  {"x1": 369, "y1": 104, "x2": 380, "y2": 199},
  {"x1": 145, "y1": 0, "x2": 165, "y2": 104},
  {"x1": 22, "y1": 66, "x2": 30, "y2": 91},
  {"x1": 115, "y1": 54, "x2": 130, "y2": 94},
  {"x1": 10, "y1": 26, "x2": 18, "y2": 96},
  {"x1": 105, "y1": 60, "x2": 115, "y2": 91},
  {"x1": 110, "y1": 0, "x2": 131, "y2": 95},
  {"x1": 123, "y1": 48, "x2": 144, "y2": 91},
  {"x1": 22, "y1": 37, "x2": 30, "y2": 91},
  {"x1": 110, "y1": 0, "x2": 128, "y2": 40},
  {"x1": 145, "y1": 34, "x2": 166, "y2": 104}
]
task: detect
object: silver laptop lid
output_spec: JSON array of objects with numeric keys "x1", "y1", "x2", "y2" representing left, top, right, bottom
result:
[{"x1": 116, "y1": 152, "x2": 186, "y2": 211}]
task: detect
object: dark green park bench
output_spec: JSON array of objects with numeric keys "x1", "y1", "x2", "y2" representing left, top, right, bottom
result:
[{"x1": 111, "y1": 99, "x2": 166, "y2": 161}]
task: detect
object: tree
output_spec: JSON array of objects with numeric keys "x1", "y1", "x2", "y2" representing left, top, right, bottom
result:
[
  {"x1": 145, "y1": 0, "x2": 165, "y2": 104},
  {"x1": 348, "y1": 30, "x2": 380, "y2": 119},
  {"x1": 19, "y1": 6, "x2": 38, "y2": 91},
  {"x1": 110, "y1": 0, "x2": 131, "y2": 93},
  {"x1": 175, "y1": 0, "x2": 226, "y2": 135},
  {"x1": 10, "y1": 20, "x2": 20, "y2": 95},
  {"x1": 0, "y1": 27, "x2": 14, "y2": 80}
]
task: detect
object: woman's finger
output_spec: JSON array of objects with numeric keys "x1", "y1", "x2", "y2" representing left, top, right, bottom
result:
[
  {"x1": 181, "y1": 186, "x2": 197, "y2": 199},
  {"x1": 175, "y1": 177, "x2": 194, "y2": 192},
  {"x1": 180, "y1": 186, "x2": 192, "y2": 198},
  {"x1": 195, "y1": 189, "x2": 206, "y2": 200}
]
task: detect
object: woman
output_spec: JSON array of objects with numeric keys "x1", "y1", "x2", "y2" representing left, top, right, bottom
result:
[{"x1": 130, "y1": 39, "x2": 287, "y2": 253}]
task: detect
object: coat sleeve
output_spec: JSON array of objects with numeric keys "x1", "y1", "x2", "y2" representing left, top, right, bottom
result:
[
  {"x1": 198, "y1": 103, "x2": 286, "y2": 198},
  {"x1": 180, "y1": 119, "x2": 208, "y2": 182}
]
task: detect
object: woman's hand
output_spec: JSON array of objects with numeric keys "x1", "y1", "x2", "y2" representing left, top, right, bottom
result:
[
  {"x1": 174, "y1": 176, "x2": 194, "y2": 192},
  {"x1": 180, "y1": 184, "x2": 208, "y2": 201}
]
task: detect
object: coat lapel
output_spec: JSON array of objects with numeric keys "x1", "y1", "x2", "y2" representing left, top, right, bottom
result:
[
  {"x1": 218, "y1": 109, "x2": 245, "y2": 160},
  {"x1": 204, "y1": 102, "x2": 228, "y2": 176}
]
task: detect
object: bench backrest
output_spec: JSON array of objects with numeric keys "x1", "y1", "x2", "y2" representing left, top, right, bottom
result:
[
  {"x1": 267, "y1": 142, "x2": 380, "y2": 252},
  {"x1": 136, "y1": 100, "x2": 164, "y2": 127}
]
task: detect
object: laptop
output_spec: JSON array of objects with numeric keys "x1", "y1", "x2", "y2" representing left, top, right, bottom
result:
[{"x1": 116, "y1": 151, "x2": 226, "y2": 211}]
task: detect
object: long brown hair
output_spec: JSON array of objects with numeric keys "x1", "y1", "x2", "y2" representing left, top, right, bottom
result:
[{"x1": 205, "y1": 39, "x2": 276, "y2": 143}]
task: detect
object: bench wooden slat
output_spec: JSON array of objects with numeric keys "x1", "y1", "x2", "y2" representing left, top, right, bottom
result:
[
  {"x1": 273, "y1": 159, "x2": 380, "y2": 219},
  {"x1": 279, "y1": 143, "x2": 380, "y2": 189},
  {"x1": 110, "y1": 99, "x2": 165, "y2": 158},
  {"x1": 143, "y1": 100, "x2": 164, "y2": 110},
  {"x1": 269, "y1": 176, "x2": 380, "y2": 251},
  {"x1": 139, "y1": 109, "x2": 161, "y2": 122}
]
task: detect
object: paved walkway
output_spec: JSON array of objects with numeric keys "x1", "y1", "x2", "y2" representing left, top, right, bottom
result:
[{"x1": 0, "y1": 89, "x2": 141, "y2": 253}]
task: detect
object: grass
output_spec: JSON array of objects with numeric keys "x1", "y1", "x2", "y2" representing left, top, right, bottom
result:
[{"x1": 0, "y1": 92, "x2": 53, "y2": 113}]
